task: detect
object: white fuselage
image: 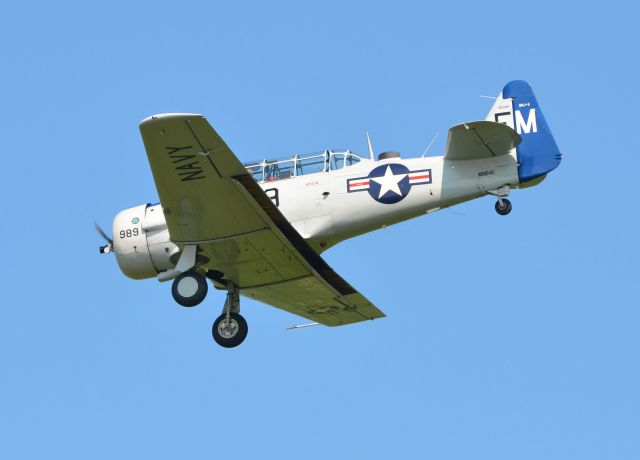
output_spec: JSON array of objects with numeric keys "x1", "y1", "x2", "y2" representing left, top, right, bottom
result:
[
  {"x1": 260, "y1": 153, "x2": 518, "y2": 252},
  {"x1": 111, "y1": 152, "x2": 519, "y2": 280}
]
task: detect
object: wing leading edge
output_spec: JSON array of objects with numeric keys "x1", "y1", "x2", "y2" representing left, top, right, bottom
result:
[{"x1": 139, "y1": 113, "x2": 385, "y2": 326}]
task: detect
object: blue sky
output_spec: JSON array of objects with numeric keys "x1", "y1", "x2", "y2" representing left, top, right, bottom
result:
[{"x1": 1, "y1": 1, "x2": 639, "y2": 458}]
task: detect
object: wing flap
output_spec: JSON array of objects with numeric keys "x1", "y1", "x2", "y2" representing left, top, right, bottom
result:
[
  {"x1": 197, "y1": 230, "x2": 310, "y2": 287},
  {"x1": 444, "y1": 120, "x2": 521, "y2": 160},
  {"x1": 242, "y1": 277, "x2": 385, "y2": 326}
]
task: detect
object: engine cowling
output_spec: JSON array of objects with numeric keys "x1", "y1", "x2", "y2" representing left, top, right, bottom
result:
[{"x1": 112, "y1": 203, "x2": 180, "y2": 279}]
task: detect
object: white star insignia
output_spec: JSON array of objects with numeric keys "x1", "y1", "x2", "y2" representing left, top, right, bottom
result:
[{"x1": 370, "y1": 165, "x2": 407, "y2": 199}]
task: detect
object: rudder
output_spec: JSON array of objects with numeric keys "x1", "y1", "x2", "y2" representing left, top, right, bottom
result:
[{"x1": 486, "y1": 80, "x2": 561, "y2": 182}]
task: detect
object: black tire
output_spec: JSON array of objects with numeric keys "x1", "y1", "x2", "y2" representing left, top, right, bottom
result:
[
  {"x1": 171, "y1": 271, "x2": 208, "y2": 307},
  {"x1": 212, "y1": 312, "x2": 248, "y2": 348},
  {"x1": 495, "y1": 198, "x2": 512, "y2": 216}
]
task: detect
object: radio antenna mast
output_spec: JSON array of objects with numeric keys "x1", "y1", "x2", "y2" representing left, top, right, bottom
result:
[
  {"x1": 421, "y1": 131, "x2": 440, "y2": 157},
  {"x1": 366, "y1": 132, "x2": 375, "y2": 161}
]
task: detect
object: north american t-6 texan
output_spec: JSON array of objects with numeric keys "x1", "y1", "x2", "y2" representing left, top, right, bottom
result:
[{"x1": 97, "y1": 80, "x2": 562, "y2": 348}]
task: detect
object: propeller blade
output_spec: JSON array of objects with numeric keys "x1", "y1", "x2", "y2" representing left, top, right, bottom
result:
[
  {"x1": 94, "y1": 222, "x2": 112, "y2": 243},
  {"x1": 94, "y1": 222, "x2": 113, "y2": 254}
]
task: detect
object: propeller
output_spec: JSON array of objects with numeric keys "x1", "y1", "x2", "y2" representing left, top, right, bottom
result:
[{"x1": 94, "y1": 222, "x2": 113, "y2": 254}]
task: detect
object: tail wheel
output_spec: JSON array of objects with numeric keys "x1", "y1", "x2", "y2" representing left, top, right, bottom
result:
[
  {"x1": 212, "y1": 312, "x2": 248, "y2": 348},
  {"x1": 171, "y1": 271, "x2": 208, "y2": 307},
  {"x1": 495, "y1": 198, "x2": 512, "y2": 216}
]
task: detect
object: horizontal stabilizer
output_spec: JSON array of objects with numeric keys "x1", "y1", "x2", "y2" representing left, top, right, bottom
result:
[{"x1": 444, "y1": 120, "x2": 521, "y2": 161}]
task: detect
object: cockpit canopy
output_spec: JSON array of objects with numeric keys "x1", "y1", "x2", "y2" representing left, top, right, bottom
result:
[{"x1": 244, "y1": 149, "x2": 364, "y2": 183}]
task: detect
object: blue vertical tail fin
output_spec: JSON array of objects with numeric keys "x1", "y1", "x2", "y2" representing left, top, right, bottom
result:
[{"x1": 486, "y1": 80, "x2": 561, "y2": 182}]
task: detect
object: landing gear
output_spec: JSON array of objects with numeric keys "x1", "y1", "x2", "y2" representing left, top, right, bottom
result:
[
  {"x1": 488, "y1": 185, "x2": 512, "y2": 216},
  {"x1": 212, "y1": 312, "x2": 248, "y2": 348},
  {"x1": 171, "y1": 271, "x2": 208, "y2": 307},
  {"x1": 495, "y1": 198, "x2": 512, "y2": 216},
  {"x1": 211, "y1": 281, "x2": 248, "y2": 348}
]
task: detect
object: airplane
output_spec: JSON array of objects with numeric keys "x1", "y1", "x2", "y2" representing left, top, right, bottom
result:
[{"x1": 96, "y1": 80, "x2": 561, "y2": 348}]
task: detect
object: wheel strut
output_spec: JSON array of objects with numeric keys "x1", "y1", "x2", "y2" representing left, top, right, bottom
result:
[{"x1": 224, "y1": 281, "x2": 240, "y2": 317}]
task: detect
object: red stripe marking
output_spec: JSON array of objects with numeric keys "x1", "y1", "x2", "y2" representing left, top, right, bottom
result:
[
  {"x1": 350, "y1": 180, "x2": 370, "y2": 187},
  {"x1": 409, "y1": 174, "x2": 430, "y2": 180}
]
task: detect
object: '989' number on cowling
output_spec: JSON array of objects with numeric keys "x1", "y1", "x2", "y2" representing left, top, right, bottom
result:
[{"x1": 120, "y1": 228, "x2": 139, "y2": 238}]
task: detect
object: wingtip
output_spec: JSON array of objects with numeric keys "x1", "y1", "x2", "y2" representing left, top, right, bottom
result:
[{"x1": 140, "y1": 113, "x2": 204, "y2": 126}]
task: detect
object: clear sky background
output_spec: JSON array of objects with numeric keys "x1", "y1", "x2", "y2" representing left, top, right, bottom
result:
[{"x1": 1, "y1": 1, "x2": 639, "y2": 458}]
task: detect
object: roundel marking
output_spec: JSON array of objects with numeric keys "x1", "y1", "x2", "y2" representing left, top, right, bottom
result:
[
  {"x1": 367, "y1": 163, "x2": 411, "y2": 204},
  {"x1": 346, "y1": 163, "x2": 432, "y2": 205}
]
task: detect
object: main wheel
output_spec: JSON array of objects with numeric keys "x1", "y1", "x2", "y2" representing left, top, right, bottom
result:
[
  {"x1": 212, "y1": 312, "x2": 248, "y2": 348},
  {"x1": 171, "y1": 271, "x2": 208, "y2": 307},
  {"x1": 495, "y1": 198, "x2": 512, "y2": 216}
]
